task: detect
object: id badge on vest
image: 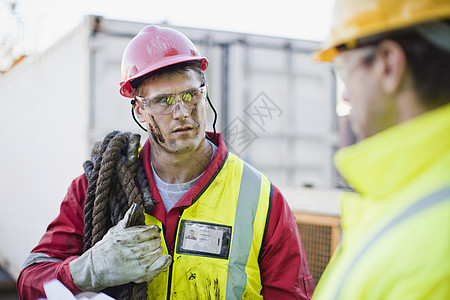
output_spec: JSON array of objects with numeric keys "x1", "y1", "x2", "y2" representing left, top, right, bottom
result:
[{"x1": 177, "y1": 220, "x2": 232, "y2": 259}]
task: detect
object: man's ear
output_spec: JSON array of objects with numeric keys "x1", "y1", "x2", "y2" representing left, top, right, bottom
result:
[
  {"x1": 377, "y1": 40, "x2": 407, "y2": 94},
  {"x1": 133, "y1": 100, "x2": 146, "y2": 123}
]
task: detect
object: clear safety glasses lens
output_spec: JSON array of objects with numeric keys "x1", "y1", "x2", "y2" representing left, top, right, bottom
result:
[
  {"x1": 333, "y1": 46, "x2": 377, "y2": 82},
  {"x1": 135, "y1": 85, "x2": 206, "y2": 114}
]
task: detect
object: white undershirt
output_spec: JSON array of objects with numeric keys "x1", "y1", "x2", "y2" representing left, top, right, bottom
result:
[{"x1": 151, "y1": 140, "x2": 217, "y2": 213}]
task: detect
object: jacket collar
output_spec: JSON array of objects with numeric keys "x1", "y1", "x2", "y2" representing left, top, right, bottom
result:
[{"x1": 335, "y1": 103, "x2": 450, "y2": 198}]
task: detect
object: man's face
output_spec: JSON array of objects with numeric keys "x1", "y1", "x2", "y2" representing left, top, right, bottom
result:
[
  {"x1": 334, "y1": 46, "x2": 398, "y2": 140},
  {"x1": 135, "y1": 70, "x2": 208, "y2": 154}
]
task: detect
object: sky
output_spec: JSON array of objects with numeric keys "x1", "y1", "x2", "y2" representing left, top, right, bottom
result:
[{"x1": 0, "y1": 0, "x2": 335, "y2": 55}]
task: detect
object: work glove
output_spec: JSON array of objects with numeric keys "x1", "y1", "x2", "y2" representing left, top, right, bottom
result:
[{"x1": 69, "y1": 205, "x2": 172, "y2": 292}]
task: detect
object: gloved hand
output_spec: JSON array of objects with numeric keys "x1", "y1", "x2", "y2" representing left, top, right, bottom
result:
[{"x1": 69, "y1": 205, "x2": 172, "y2": 292}]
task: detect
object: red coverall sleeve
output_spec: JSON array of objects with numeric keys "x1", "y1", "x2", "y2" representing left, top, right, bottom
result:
[
  {"x1": 17, "y1": 175, "x2": 88, "y2": 300},
  {"x1": 259, "y1": 185, "x2": 315, "y2": 299}
]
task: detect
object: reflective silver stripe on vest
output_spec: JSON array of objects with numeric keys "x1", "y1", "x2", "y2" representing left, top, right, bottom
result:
[
  {"x1": 21, "y1": 252, "x2": 63, "y2": 270},
  {"x1": 334, "y1": 186, "x2": 450, "y2": 300},
  {"x1": 226, "y1": 162, "x2": 262, "y2": 299}
]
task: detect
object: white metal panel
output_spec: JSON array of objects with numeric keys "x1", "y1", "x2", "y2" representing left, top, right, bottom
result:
[
  {"x1": 0, "y1": 17, "x2": 91, "y2": 278},
  {"x1": 220, "y1": 38, "x2": 336, "y2": 188},
  {"x1": 88, "y1": 31, "x2": 140, "y2": 143},
  {"x1": 281, "y1": 186, "x2": 342, "y2": 216}
]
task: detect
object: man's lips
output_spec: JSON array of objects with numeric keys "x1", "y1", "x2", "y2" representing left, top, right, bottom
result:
[{"x1": 173, "y1": 126, "x2": 194, "y2": 133}]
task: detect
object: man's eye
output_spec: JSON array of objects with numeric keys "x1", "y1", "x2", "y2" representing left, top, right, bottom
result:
[
  {"x1": 158, "y1": 96, "x2": 174, "y2": 105},
  {"x1": 182, "y1": 92, "x2": 193, "y2": 102}
]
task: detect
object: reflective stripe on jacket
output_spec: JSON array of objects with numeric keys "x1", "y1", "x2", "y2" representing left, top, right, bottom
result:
[{"x1": 145, "y1": 152, "x2": 271, "y2": 299}]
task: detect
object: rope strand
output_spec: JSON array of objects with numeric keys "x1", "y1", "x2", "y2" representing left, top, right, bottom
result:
[
  {"x1": 82, "y1": 131, "x2": 154, "y2": 300},
  {"x1": 83, "y1": 131, "x2": 120, "y2": 251}
]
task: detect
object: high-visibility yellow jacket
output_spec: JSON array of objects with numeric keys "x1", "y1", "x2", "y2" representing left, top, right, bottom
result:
[
  {"x1": 145, "y1": 152, "x2": 271, "y2": 299},
  {"x1": 313, "y1": 103, "x2": 450, "y2": 300}
]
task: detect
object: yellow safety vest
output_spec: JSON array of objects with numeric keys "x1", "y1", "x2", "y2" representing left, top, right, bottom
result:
[{"x1": 144, "y1": 152, "x2": 272, "y2": 299}]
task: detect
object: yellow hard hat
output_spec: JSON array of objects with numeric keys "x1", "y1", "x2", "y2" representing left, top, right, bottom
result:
[{"x1": 315, "y1": 0, "x2": 450, "y2": 61}]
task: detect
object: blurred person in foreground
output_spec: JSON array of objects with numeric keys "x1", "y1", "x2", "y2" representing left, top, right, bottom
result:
[
  {"x1": 312, "y1": 0, "x2": 450, "y2": 299},
  {"x1": 17, "y1": 25, "x2": 314, "y2": 299}
]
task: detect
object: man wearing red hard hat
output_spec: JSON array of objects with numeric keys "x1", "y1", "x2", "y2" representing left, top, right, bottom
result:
[
  {"x1": 17, "y1": 25, "x2": 314, "y2": 299},
  {"x1": 313, "y1": 0, "x2": 450, "y2": 299}
]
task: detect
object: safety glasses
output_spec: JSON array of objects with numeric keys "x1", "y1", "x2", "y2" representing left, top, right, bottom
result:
[
  {"x1": 135, "y1": 84, "x2": 207, "y2": 114},
  {"x1": 333, "y1": 46, "x2": 377, "y2": 82}
]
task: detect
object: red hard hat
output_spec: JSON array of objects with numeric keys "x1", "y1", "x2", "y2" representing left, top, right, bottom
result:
[{"x1": 119, "y1": 25, "x2": 209, "y2": 98}]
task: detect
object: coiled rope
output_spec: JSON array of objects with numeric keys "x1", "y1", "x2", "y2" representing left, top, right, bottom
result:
[{"x1": 82, "y1": 131, "x2": 156, "y2": 300}]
